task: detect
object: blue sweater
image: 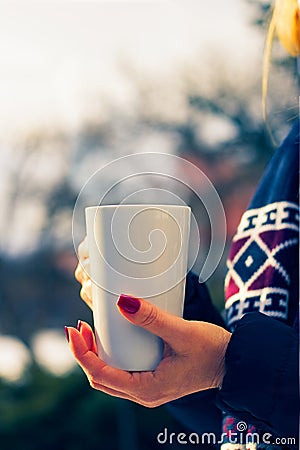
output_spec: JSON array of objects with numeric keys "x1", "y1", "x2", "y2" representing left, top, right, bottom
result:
[{"x1": 167, "y1": 119, "x2": 299, "y2": 449}]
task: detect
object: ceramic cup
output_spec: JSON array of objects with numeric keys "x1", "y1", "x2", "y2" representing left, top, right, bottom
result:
[{"x1": 85, "y1": 204, "x2": 191, "y2": 371}]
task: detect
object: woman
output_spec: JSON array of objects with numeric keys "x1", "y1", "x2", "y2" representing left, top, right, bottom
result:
[{"x1": 66, "y1": 1, "x2": 299, "y2": 448}]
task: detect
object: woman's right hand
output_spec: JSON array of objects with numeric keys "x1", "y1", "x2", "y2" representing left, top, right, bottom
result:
[
  {"x1": 66, "y1": 295, "x2": 231, "y2": 407},
  {"x1": 75, "y1": 237, "x2": 93, "y2": 310}
]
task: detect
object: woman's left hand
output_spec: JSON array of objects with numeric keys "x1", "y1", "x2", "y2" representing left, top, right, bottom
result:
[
  {"x1": 74, "y1": 237, "x2": 92, "y2": 310},
  {"x1": 65, "y1": 295, "x2": 231, "y2": 408}
]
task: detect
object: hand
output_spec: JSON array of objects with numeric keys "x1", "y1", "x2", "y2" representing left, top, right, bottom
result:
[
  {"x1": 65, "y1": 295, "x2": 231, "y2": 408},
  {"x1": 74, "y1": 237, "x2": 92, "y2": 309}
]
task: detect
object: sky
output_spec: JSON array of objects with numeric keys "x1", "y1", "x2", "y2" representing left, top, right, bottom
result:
[
  {"x1": 0, "y1": 0, "x2": 267, "y2": 258},
  {"x1": 0, "y1": 0, "x2": 263, "y2": 137}
]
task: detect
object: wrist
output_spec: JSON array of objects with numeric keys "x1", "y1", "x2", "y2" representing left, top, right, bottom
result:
[{"x1": 211, "y1": 329, "x2": 231, "y2": 389}]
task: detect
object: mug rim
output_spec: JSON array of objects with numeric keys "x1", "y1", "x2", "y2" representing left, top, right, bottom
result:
[{"x1": 86, "y1": 204, "x2": 191, "y2": 211}]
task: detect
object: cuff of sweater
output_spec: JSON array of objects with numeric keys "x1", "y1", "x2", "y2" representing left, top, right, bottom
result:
[{"x1": 215, "y1": 312, "x2": 298, "y2": 439}]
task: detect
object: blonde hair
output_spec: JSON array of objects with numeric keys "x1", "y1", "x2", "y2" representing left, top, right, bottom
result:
[{"x1": 262, "y1": 0, "x2": 300, "y2": 123}]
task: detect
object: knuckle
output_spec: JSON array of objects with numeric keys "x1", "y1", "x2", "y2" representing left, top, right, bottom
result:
[
  {"x1": 84, "y1": 283, "x2": 92, "y2": 297},
  {"x1": 75, "y1": 265, "x2": 83, "y2": 282},
  {"x1": 80, "y1": 287, "x2": 88, "y2": 301},
  {"x1": 82, "y1": 258, "x2": 90, "y2": 273},
  {"x1": 78, "y1": 238, "x2": 88, "y2": 259},
  {"x1": 85, "y1": 279, "x2": 92, "y2": 292},
  {"x1": 139, "y1": 305, "x2": 159, "y2": 328},
  {"x1": 88, "y1": 372, "x2": 101, "y2": 389},
  {"x1": 89, "y1": 378, "x2": 98, "y2": 389}
]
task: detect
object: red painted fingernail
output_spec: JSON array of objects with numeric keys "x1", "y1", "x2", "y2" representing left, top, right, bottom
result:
[
  {"x1": 77, "y1": 320, "x2": 82, "y2": 332},
  {"x1": 64, "y1": 326, "x2": 70, "y2": 342},
  {"x1": 117, "y1": 294, "x2": 141, "y2": 314}
]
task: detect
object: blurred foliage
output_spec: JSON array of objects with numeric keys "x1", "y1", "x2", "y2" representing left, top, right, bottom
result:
[
  {"x1": 0, "y1": 253, "x2": 90, "y2": 343},
  {"x1": 0, "y1": 366, "x2": 205, "y2": 450}
]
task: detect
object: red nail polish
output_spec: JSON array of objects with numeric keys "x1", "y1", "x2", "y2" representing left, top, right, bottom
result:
[
  {"x1": 64, "y1": 326, "x2": 70, "y2": 342},
  {"x1": 77, "y1": 320, "x2": 82, "y2": 332},
  {"x1": 117, "y1": 294, "x2": 141, "y2": 314}
]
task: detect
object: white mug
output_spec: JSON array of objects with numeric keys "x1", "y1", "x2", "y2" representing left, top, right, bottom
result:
[{"x1": 85, "y1": 204, "x2": 191, "y2": 371}]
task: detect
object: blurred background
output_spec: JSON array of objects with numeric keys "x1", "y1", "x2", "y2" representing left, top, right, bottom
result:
[{"x1": 0, "y1": 0, "x2": 298, "y2": 449}]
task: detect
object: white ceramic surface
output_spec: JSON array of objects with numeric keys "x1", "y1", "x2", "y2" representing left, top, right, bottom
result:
[{"x1": 85, "y1": 204, "x2": 190, "y2": 371}]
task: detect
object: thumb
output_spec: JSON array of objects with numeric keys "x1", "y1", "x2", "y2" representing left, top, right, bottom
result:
[{"x1": 117, "y1": 294, "x2": 188, "y2": 350}]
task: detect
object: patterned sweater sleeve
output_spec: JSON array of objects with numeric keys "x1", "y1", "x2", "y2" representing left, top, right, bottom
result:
[{"x1": 216, "y1": 312, "x2": 299, "y2": 447}]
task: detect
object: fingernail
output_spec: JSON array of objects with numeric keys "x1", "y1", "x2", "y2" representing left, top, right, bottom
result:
[
  {"x1": 64, "y1": 326, "x2": 70, "y2": 342},
  {"x1": 117, "y1": 294, "x2": 141, "y2": 314},
  {"x1": 77, "y1": 320, "x2": 82, "y2": 332}
]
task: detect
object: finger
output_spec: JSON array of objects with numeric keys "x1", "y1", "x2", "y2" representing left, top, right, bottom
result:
[
  {"x1": 78, "y1": 237, "x2": 88, "y2": 260},
  {"x1": 67, "y1": 327, "x2": 134, "y2": 392},
  {"x1": 77, "y1": 320, "x2": 97, "y2": 354},
  {"x1": 67, "y1": 326, "x2": 172, "y2": 405},
  {"x1": 80, "y1": 285, "x2": 93, "y2": 309},
  {"x1": 75, "y1": 259, "x2": 90, "y2": 282},
  {"x1": 75, "y1": 263, "x2": 84, "y2": 283},
  {"x1": 117, "y1": 295, "x2": 188, "y2": 352},
  {"x1": 83, "y1": 279, "x2": 92, "y2": 297}
]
